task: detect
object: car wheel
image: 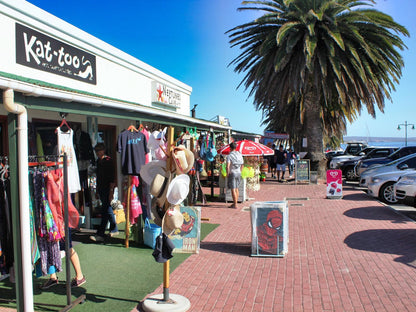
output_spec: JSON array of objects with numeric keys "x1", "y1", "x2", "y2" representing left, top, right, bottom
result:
[
  {"x1": 379, "y1": 182, "x2": 398, "y2": 204},
  {"x1": 345, "y1": 167, "x2": 356, "y2": 181}
]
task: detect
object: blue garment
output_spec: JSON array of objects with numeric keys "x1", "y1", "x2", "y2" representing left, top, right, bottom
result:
[{"x1": 117, "y1": 130, "x2": 148, "y2": 175}]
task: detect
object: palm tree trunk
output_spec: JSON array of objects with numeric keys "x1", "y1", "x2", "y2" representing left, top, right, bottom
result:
[{"x1": 304, "y1": 91, "x2": 326, "y2": 178}]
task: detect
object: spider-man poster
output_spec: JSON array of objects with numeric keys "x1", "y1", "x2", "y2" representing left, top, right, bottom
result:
[
  {"x1": 168, "y1": 206, "x2": 201, "y2": 254},
  {"x1": 251, "y1": 202, "x2": 288, "y2": 257}
]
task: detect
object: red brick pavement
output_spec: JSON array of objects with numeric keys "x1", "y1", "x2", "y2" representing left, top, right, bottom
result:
[{"x1": 139, "y1": 179, "x2": 416, "y2": 312}]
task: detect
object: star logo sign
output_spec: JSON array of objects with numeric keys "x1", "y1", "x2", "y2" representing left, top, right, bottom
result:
[{"x1": 157, "y1": 85, "x2": 164, "y2": 102}]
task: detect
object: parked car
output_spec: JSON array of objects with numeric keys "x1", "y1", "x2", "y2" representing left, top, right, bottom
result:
[
  {"x1": 329, "y1": 147, "x2": 374, "y2": 169},
  {"x1": 367, "y1": 170, "x2": 416, "y2": 204},
  {"x1": 359, "y1": 153, "x2": 416, "y2": 188},
  {"x1": 326, "y1": 141, "x2": 368, "y2": 168},
  {"x1": 395, "y1": 173, "x2": 416, "y2": 205},
  {"x1": 355, "y1": 146, "x2": 416, "y2": 177},
  {"x1": 339, "y1": 147, "x2": 398, "y2": 181}
]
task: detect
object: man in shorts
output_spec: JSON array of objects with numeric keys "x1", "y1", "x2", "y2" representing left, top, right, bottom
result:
[
  {"x1": 275, "y1": 145, "x2": 287, "y2": 182},
  {"x1": 227, "y1": 142, "x2": 244, "y2": 208}
]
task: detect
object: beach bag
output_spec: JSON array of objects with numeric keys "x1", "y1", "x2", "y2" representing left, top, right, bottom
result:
[
  {"x1": 144, "y1": 218, "x2": 162, "y2": 249},
  {"x1": 130, "y1": 184, "x2": 142, "y2": 224},
  {"x1": 114, "y1": 208, "x2": 126, "y2": 224},
  {"x1": 205, "y1": 134, "x2": 217, "y2": 162},
  {"x1": 196, "y1": 159, "x2": 204, "y2": 172},
  {"x1": 199, "y1": 135, "x2": 207, "y2": 160}
]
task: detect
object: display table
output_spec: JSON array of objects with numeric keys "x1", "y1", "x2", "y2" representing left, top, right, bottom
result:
[{"x1": 224, "y1": 178, "x2": 247, "y2": 203}]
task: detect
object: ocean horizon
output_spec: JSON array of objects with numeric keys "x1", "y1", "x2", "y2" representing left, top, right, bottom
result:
[{"x1": 341, "y1": 136, "x2": 416, "y2": 149}]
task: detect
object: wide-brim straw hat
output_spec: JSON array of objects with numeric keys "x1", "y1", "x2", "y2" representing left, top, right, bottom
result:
[
  {"x1": 166, "y1": 174, "x2": 190, "y2": 205},
  {"x1": 150, "y1": 167, "x2": 171, "y2": 206},
  {"x1": 172, "y1": 145, "x2": 194, "y2": 175},
  {"x1": 140, "y1": 160, "x2": 167, "y2": 185},
  {"x1": 162, "y1": 204, "x2": 184, "y2": 235}
]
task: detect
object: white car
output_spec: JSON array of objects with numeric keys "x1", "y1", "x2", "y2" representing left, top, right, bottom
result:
[
  {"x1": 359, "y1": 153, "x2": 416, "y2": 188},
  {"x1": 329, "y1": 147, "x2": 373, "y2": 169},
  {"x1": 367, "y1": 170, "x2": 416, "y2": 204},
  {"x1": 395, "y1": 173, "x2": 416, "y2": 205}
]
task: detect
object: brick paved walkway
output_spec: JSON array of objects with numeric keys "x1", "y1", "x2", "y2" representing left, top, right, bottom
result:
[{"x1": 139, "y1": 179, "x2": 416, "y2": 312}]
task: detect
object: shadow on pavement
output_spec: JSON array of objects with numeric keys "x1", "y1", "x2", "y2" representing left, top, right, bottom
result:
[
  {"x1": 344, "y1": 206, "x2": 410, "y2": 223},
  {"x1": 342, "y1": 193, "x2": 375, "y2": 201},
  {"x1": 344, "y1": 229, "x2": 416, "y2": 267},
  {"x1": 201, "y1": 241, "x2": 251, "y2": 256}
]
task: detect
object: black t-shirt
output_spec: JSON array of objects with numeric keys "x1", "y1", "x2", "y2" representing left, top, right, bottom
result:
[
  {"x1": 117, "y1": 130, "x2": 149, "y2": 175},
  {"x1": 275, "y1": 149, "x2": 286, "y2": 165},
  {"x1": 96, "y1": 155, "x2": 115, "y2": 191}
]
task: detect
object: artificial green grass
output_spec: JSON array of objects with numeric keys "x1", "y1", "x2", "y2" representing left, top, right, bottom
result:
[{"x1": 0, "y1": 222, "x2": 219, "y2": 311}]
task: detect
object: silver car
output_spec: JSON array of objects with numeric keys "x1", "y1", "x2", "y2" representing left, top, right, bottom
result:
[
  {"x1": 395, "y1": 173, "x2": 416, "y2": 204},
  {"x1": 359, "y1": 153, "x2": 416, "y2": 188},
  {"x1": 367, "y1": 170, "x2": 416, "y2": 204}
]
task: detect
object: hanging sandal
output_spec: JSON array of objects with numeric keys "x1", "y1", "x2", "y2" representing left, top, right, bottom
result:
[{"x1": 40, "y1": 278, "x2": 58, "y2": 290}]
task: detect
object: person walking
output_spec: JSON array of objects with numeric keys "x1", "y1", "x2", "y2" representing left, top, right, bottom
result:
[
  {"x1": 90, "y1": 143, "x2": 118, "y2": 242},
  {"x1": 287, "y1": 147, "x2": 297, "y2": 178},
  {"x1": 270, "y1": 144, "x2": 277, "y2": 178},
  {"x1": 40, "y1": 229, "x2": 86, "y2": 289},
  {"x1": 227, "y1": 142, "x2": 244, "y2": 208},
  {"x1": 275, "y1": 145, "x2": 287, "y2": 182}
]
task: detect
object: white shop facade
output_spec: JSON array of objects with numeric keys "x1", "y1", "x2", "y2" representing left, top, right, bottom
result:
[{"x1": 0, "y1": 1, "x2": 231, "y2": 311}]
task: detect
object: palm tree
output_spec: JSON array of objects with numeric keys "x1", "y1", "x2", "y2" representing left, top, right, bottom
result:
[{"x1": 227, "y1": 0, "x2": 409, "y2": 175}]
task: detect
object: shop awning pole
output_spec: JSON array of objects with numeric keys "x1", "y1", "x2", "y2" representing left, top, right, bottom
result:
[{"x1": 3, "y1": 88, "x2": 33, "y2": 312}]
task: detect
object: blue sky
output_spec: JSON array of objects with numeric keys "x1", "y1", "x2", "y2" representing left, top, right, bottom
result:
[{"x1": 25, "y1": 0, "x2": 415, "y2": 138}]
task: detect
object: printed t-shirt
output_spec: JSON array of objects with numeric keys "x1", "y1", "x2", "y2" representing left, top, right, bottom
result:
[{"x1": 117, "y1": 130, "x2": 149, "y2": 175}]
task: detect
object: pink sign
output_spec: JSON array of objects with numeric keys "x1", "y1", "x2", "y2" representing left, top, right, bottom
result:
[{"x1": 326, "y1": 170, "x2": 342, "y2": 198}]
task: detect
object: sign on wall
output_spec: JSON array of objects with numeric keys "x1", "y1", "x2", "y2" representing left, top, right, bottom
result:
[
  {"x1": 152, "y1": 81, "x2": 181, "y2": 107},
  {"x1": 15, "y1": 23, "x2": 97, "y2": 85}
]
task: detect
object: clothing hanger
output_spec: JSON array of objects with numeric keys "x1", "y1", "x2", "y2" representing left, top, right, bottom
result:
[
  {"x1": 127, "y1": 124, "x2": 138, "y2": 132},
  {"x1": 56, "y1": 113, "x2": 71, "y2": 133}
]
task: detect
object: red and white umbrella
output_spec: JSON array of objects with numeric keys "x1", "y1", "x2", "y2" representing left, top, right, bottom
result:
[{"x1": 217, "y1": 140, "x2": 274, "y2": 156}]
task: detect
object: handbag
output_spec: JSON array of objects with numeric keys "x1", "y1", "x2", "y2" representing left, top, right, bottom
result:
[
  {"x1": 114, "y1": 208, "x2": 126, "y2": 224},
  {"x1": 143, "y1": 218, "x2": 162, "y2": 249}
]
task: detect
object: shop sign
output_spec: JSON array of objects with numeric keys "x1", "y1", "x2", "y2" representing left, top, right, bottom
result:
[
  {"x1": 262, "y1": 131, "x2": 289, "y2": 140},
  {"x1": 326, "y1": 169, "x2": 343, "y2": 199},
  {"x1": 152, "y1": 81, "x2": 181, "y2": 107},
  {"x1": 15, "y1": 23, "x2": 97, "y2": 85},
  {"x1": 251, "y1": 201, "x2": 288, "y2": 257},
  {"x1": 295, "y1": 159, "x2": 310, "y2": 183}
]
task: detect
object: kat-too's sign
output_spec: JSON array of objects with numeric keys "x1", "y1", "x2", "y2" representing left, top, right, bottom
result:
[{"x1": 15, "y1": 23, "x2": 96, "y2": 85}]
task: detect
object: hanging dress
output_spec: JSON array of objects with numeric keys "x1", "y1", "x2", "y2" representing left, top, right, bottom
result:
[
  {"x1": 32, "y1": 171, "x2": 61, "y2": 276},
  {"x1": 56, "y1": 127, "x2": 81, "y2": 194}
]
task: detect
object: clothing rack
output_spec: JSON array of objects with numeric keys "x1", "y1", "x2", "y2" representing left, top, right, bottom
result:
[{"x1": 28, "y1": 154, "x2": 85, "y2": 311}]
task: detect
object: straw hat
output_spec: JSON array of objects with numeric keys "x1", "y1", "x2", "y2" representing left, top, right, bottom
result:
[
  {"x1": 162, "y1": 204, "x2": 184, "y2": 234},
  {"x1": 150, "y1": 167, "x2": 171, "y2": 206},
  {"x1": 166, "y1": 174, "x2": 190, "y2": 205},
  {"x1": 172, "y1": 145, "x2": 195, "y2": 175},
  {"x1": 140, "y1": 160, "x2": 167, "y2": 185}
]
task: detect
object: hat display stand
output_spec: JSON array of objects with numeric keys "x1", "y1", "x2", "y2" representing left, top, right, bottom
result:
[{"x1": 143, "y1": 126, "x2": 191, "y2": 312}]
